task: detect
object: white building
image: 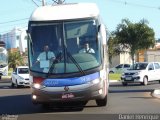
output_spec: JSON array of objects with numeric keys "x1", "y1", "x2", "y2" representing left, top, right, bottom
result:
[
  {"x1": 0, "y1": 27, "x2": 27, "y2": 53},
  {"x1": 110, "y1": 52, "x2": 132, "y2": 68}
]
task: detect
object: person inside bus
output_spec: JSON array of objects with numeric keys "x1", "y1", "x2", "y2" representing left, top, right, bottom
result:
[
  {"x1": 79, "y1": 42, "x2": 95, "y2": 54},
  {"x1": 35, "y1": 45, "x2": 55, "y2": 72}
]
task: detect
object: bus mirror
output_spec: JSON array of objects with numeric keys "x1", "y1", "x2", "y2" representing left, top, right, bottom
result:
[
  {"x1": 98, "y1": 25, "x2": 101, "y2": 32},
  {"x1": 26, "y1": 30, "x2": 29, "y2": 33},
  {"x1": 101, "y1": 24, "x2": 107, "y2": 44}
]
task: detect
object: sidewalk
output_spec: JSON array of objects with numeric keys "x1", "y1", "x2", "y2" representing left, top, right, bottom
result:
[{"x1": 109, "y1": 80, "x2": 120, "y2": 83}]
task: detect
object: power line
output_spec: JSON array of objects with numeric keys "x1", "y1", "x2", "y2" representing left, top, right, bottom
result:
[
  {"x1": 109, "y1": 0, "x2": 160, "y2": 10},
  {"x1": 0, "y1": 18, "x2": 28, "y2": 25}
]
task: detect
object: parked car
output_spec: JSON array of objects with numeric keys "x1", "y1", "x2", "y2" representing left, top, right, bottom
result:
[
  {"x1": 109, "y1": 64, "x2": 131, "y2": 74},
  {"x1": 11, "y1": 66, "x2": 31, "y2": 88},
  {"x1": 121, "y1": 62, "x2": 160, "y2": 86}
]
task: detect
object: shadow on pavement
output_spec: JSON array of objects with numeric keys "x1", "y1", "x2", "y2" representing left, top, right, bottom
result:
[{"x1": 0, "y1": 94, "x2": 86, "y2": 115}]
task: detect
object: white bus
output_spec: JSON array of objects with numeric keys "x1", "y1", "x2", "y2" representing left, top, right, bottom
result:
[
  {"x1": 27, "y1": 3, "x2": 109, "y2": 108},
  {"x1": 0, "y1": 42, "x2": 8, "y2": 79}
]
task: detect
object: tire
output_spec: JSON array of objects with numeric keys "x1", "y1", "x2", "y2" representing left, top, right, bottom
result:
[
  {"x1": 143, "y1": 76, "x2": 148, "y2": 86},
  {"x1": 15, "y1": 80, "x2": 20, "y2": 88},
  {"x1": 109, "y1": 71, "x2": 114, "y2": 74},
  {"x1": 41, "y1": 103, "x2": 50, "y2": 110},
  {"x1": 11, "y1": 82, "x2": 14, "y2": 88},
  {"x1": 0, "y1": 76, "x2": 1, "y2": 80},
  {"x1": 122, "y1": 82, "x2": 128, "y2": 86},
  {"x1": 96, "y1": 95, "x2": 107, "y2": 107},
  {"x1": 159, "y1": 80, "x2": 160, "y2": 84}
]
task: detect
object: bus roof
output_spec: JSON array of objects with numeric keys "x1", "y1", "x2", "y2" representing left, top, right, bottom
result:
[{"x1": 29, "y1": 3, "x2": 99, "y2": 21}]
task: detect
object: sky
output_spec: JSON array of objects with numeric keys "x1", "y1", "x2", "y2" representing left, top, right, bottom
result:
[{"x1": 0, "y1": 0, "x2": 160, "y2": 39}]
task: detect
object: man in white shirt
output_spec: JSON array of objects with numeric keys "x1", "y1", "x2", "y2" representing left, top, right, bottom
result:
[
  {"x1": 36, "y1": 45, "x2": 55, "y2": 72},
  {"x1": 79, "y1": 43, "x2": 95, "y2": 54}
]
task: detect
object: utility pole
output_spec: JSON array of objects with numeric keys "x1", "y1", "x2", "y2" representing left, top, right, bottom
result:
[{"x1": 42, "y1": 0, "x2": 46, "y2": 6}]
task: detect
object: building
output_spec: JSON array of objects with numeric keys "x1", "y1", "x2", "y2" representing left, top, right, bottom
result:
[
  {"x1": 110, "y1": 52, "x2": 132, "y2": 68},
  {"x1": 0, "y1": 27, "x2": 27, "y2": 53},
  {"x1": 110, "y1": 39, "x2": 160, "y2": 68}
]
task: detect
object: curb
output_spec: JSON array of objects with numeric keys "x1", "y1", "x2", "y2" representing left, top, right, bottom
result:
[
  {"x1": 151, "y1": 89, "x2": 160, "y2": 99},
  {"x1": 109, "y1": 80, "x2": 121, "y2": 83}
]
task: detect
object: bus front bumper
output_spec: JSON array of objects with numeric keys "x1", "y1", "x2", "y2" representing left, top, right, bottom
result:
[{"x1": 31, "y1": 81, "x2": 108, "y2": 104}]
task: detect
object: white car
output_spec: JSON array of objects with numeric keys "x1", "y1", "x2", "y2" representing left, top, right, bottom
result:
[
  {"x1": 109, "y1": 64, "x2": 131, "y2": 74},
  {"x1": 121, "y1": 62, "x2": 160, "y2": 86},
  {"x1": 11, "y1": 66, "x2": 31, "y2": 88}
]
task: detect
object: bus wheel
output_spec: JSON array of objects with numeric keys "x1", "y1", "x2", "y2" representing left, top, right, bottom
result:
[
  {"x1": 96, "y1": 95, "x2": 107, "y2": 107},
  {"x1": 41, "y1": 103, "x2": 50, "y2": 110},
  {"x1": 0, "y1": 76, "x2": 1, "y2": 80},
  {"x1": 122, "y1": 82, "x2": 128, "y2": 86}
]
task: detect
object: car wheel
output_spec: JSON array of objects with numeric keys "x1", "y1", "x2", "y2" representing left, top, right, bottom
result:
[
  {"x1": 159, "y1": 80, "x2": 160, "y2": 84},
  {"x1": 96, "y1": 95, "x2": 107, "y2": 107},
  {"x1": 122, "y1": 82, "x2": 128, "y2": 86},
  {"x1": 11, "y1": 82, "x2": 14, "y2": 88},
  {"x1": 143, "y1": 76, "x2": 148, "y2": 86},
  {"x1": 15, "y1": 80, "x2": 20, "y2": 88},
  {"x1": 109, "y1": 71, "x2": 114, "y2": 74}
]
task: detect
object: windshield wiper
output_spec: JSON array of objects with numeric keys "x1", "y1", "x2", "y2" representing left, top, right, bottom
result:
[
  {"x1": 66, "y1": 51, "x2": 86, "y2": 76},
  {"x1": 47, "y1": 51, "x2": 63, "y2": 77}
]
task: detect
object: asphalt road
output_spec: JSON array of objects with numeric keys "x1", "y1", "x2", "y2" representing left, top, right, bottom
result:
[{"x1": 0, "y1": 80, "x2": 160, "y2": 120}]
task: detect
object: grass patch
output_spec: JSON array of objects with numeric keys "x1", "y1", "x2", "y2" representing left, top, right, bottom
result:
[{"x1": 109, "y1": 73, "x2": 121, "y2": 80}]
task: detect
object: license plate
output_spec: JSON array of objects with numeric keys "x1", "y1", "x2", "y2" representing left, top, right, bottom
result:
[
  {"x1": 126, "y1": 77, "x2": 132, "y2": 80},
  {"x1": 62, "y1": 93, "x2": 74, "y2": 99}
]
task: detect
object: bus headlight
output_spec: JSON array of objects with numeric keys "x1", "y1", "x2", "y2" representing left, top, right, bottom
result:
[
  {"x1": 92, "y1": 78, "x2": 100, "y2": 84},
  {"x1": 33, "y1": 83, "x2": 41, "y2": 89}
]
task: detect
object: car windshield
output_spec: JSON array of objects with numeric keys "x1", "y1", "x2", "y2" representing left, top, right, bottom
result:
[
  {"x1": 18, "y1": 68, "x2": 29, "y2": 74},
  {"x1": 130, "y1": 63, "x2": 148, "y2": 70}
]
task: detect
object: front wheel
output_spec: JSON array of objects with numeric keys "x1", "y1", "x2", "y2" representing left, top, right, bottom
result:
[
  {"x1": 143, "y1": 76, "x2": 148, "y2": 86},
  {"x1": 15, "y1": 80, "x2": 20, "y2": 88},
  {"x1": 96, "y1": 95, "x2": 107, "y2": 107},
  {"x1": 122, "y1": 82, "x2": 128, "y2": 86},
  {"x1": 11, "y1": 82, "x2": 14, "y2": 88}
]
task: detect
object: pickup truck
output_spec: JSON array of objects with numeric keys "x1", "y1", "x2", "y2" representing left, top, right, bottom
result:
[
  {"x1": 11, "y1": 66, "x2": 31, "y2": 88},
  {"x1": 121, "y1": 62, "x2": 160, "y2": 86}
]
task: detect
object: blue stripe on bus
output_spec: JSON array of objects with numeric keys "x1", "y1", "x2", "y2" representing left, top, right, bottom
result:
[{"x1": 42, "y1": 72, "x2": 99, "y2": 87}]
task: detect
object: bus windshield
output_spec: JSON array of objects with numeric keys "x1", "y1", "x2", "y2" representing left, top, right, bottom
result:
[{"x1": 28, "y1": 19, "x2": 102, "y2": 74}]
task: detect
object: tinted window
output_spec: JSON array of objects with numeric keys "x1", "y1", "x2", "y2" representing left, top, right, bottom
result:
[
  {"x1": 154, "y1": 63, "x2": 160, "y2": 69},
  {"x1": 116, "y1": 64, "x2": 123, "y2": 68},
  {"x1": 148, "y1": 63, "x2": 154, "y2": 70},
  {"x1": 130, "y1": 63, "x2": 148, "y2": 70},
  {"x1": 124, "y1": 64, "x2": 130, "y2": 68},
  {"x1": 18, "y1": 68, "x2": 29, "y2": 74}
]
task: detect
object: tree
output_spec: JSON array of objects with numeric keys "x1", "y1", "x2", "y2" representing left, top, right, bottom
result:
[
  {"x1": 8, "y1": 51, "x2": 25, "y2": 70},
  {"x1": 108, "y1": 34, "x2": 121, "y2": 64},
  {"x1": 114, "y1": 19, "x2": 155, "y2": 65}
]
